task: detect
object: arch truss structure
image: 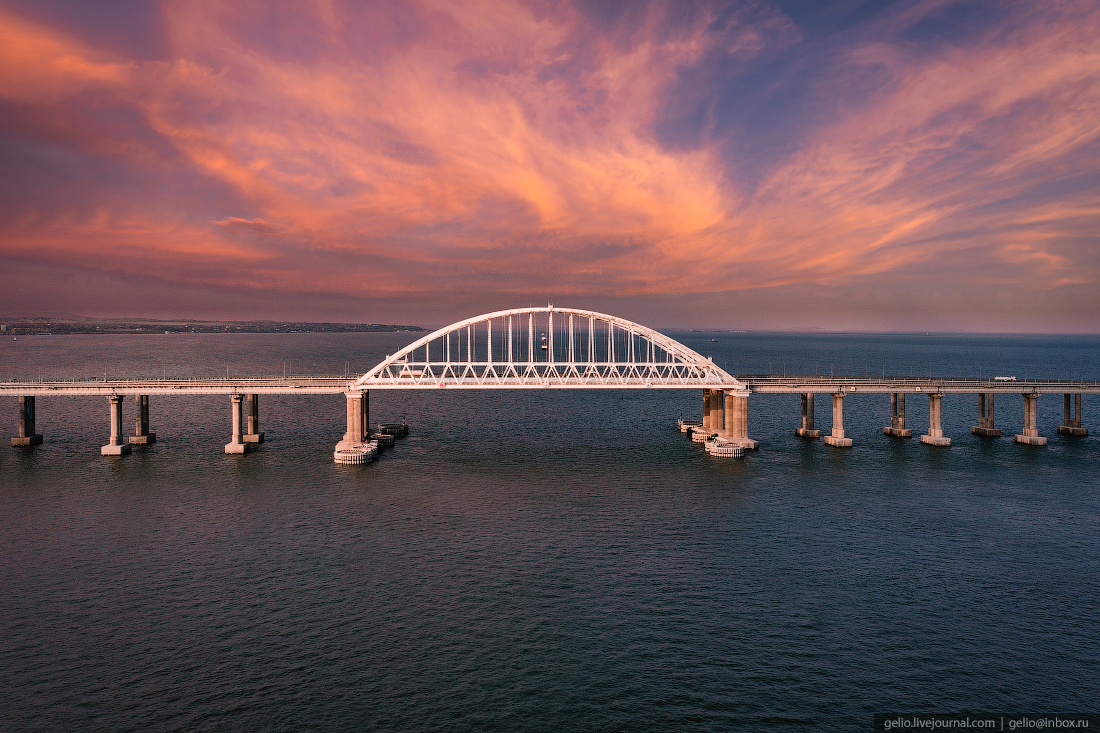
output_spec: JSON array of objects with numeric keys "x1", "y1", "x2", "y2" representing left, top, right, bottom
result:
[{"x1": 354, "y1": 307, "x2": 744, "y2": 391}]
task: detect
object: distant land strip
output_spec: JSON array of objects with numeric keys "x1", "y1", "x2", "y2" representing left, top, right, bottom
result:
[{"x1": 0, "y1": 317, "x2": 426, "y2": 336}]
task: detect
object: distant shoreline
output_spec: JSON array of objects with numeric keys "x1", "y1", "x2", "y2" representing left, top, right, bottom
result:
[{"x1": 0, "y1": 319, "x2": 426, "y2": 336}]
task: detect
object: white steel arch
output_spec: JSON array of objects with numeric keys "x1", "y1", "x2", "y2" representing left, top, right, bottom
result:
[{"x1": 353, "y1": 307, "x2": 744, "y2": 390}]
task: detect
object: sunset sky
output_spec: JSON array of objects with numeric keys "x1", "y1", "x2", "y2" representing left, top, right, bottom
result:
[{"x1": 1, "y1": 0, "x2": 1097, "y2": 331}]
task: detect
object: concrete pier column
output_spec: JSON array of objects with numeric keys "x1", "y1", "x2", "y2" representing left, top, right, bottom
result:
[
  {"x1": 225, "y1": 394, "x2": 249, "y2": 454},
  {"x1": 12, "y1": 396, "x2": 44, "y2": 446},
  {"x1": 972, "y1": 393, "x2": 1001, "y2": 436},
  {"x1": 244, "y1": 394, "x2": 265, "y2": 443},
  {"x1": 723, "y1": 390, "x2": 758, "y2": 449},
  {"x1": 1015, "y1": 393, "x2": 1047, "y2": 445},
  {"x1": 335, "y1": 391, "x2": 369, "y2": 451},
  {"x1": 920, "y1": 393, "x2": 951, "y2": 446},
  {"x1": 102, "y1": 395, "x2": 132, "y2": 456},
  {"x1": 702, "y1": 390, "x2": 713, "y2": 431},
  {"x1": 885, "y1": 392, "x2": 912, "y2": 437},
  {"x1": 796, "y1": 393, "x2": 820, "y2": 438},
  {"x1": 823, "y1": 392, "x2": 852, "y2": 447},
  {"x1": 1058, "y1": 393, "x2": 1088, "y2": 436},
  {"x1": 130, "y1": 394, "x2": 156, "y2": 444},
  {"x1": 710, "y1": 391, "x2": 726, "y2": 438}
]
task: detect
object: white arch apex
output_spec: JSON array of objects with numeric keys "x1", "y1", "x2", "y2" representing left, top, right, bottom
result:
[{"x1": 353, "y1": 307, "x2": 744, "y2": 391}]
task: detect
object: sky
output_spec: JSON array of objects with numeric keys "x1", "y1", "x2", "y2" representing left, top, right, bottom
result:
[{"x1": 0, "y1": 0, "x2": 1097, "y2": 331}]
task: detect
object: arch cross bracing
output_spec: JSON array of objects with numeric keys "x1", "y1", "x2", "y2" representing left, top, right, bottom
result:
[{"x1": 353, "y1": 307, "x2": 744, "y2": 391}]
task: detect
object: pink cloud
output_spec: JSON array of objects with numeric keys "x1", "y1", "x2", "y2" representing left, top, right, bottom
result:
[{"x1": 0, "y1": 0, "x2": 1097, "y2": 320}]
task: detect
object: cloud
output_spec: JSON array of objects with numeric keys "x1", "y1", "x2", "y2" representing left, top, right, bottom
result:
[{"x1": 0, "y1": 0, "x2": 1098, "y2": 324}]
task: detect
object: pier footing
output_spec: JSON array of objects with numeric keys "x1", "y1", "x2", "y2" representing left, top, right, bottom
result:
[
  {"x1": 972, "y1": 426, "x2": 1001, "y2": 437},
  {"x1": 884, "y1": 427, "x2": 912, "y2": 437},
  {"x1": 101, "y1": 443, "x2": 132, "y2": 456},
  {"x1": 1014, "y1": 434, "x2": 1047, "y2": 446},
  {"x1": 823, "y1": 435, "x2": 853, "y2": 447},
  {"x1": 1057, "y1": 425, "x2": 1088, "y2": 436},
  {"x1": 920, "y1": 435, "x2": 951, "y2": 446},
  {"x1": 129, "y1": 433, "x2": 157, "y2": 445},
  {"x1": 796, "y1": 428, "x2": 821, "y2": 438},
  {"x1": 243, "y1": 432, "x2": 265, "y2": 443},
  {"x1": 13, "y1": 434, "x2": 43, "y2": 447}
]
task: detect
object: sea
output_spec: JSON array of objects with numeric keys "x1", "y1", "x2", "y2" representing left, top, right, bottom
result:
[{"x1": 2, "y1": 331, "x2": 1098, "y2": 732}]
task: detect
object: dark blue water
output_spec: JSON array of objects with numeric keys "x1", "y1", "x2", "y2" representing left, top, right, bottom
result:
[{"x1": 2, "y1": 332, "x2": 1098, "y2": 731}]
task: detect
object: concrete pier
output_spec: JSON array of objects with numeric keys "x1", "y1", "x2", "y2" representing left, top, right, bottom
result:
[
  {"x1": 920, "y1": 393, "x2": 951, "y2": 446},
  {"x1": 796, "y1": 392, "x2": 820, "y2": 438},
  {"x1": 244, "y1": 393, "x2": 265, "y2": 443},
  {"x1": 1058, "y1": 393, "x2": 1087, "y2": 436},
  {"x1": 972, "y1": 393, "x2": 1001, "y2": 437},
  {"x1": 1015, "y1": 393, "x2": 1047, "y2": 446},
  {"x1": 885, "y1": 392, "x2": 912, "y2": 437},
  {"x1": 823, "y1": 392, "x2": 852, "y2": 447},
  {"x1": 130, "y1": 394, "x2": 156, "y2": 444},
  {"x1": 711, "y1": 390, "x2": 727, "y2": 439},
  {"x1": 335, "y1": 391, "x2": 369, "y2": 452},
  {"x1": 723, "y1": 390, "x2": 758, "y2": 449},
  {"x1": 12, "y1": 395, "x2": 43, "y2": 446},
  {"x1": 101, "y1": 395, "x2": 132, "y2": 455},
  {"x1": 225, "y1": 394, "x2": 250, "y2": 454},
  {"x1": 702, "y1": 389, "x2": 713, "y2": 432}
]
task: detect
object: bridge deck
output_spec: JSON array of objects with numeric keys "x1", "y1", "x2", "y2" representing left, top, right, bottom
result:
[
  {"x1": 740, "y1": 376, "x2": 1100, "y2": 394},
  {"x1": 0, "y1": 377, "x2": 354, "y2": 396},
  {"x1": 1, "y1": 375, "x2": 1099, "y2": 396}
]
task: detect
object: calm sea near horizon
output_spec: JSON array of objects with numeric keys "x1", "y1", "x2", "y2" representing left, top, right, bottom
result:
[{"x1": 2, "y1": 331, "x2": 1098, "y2": 731}]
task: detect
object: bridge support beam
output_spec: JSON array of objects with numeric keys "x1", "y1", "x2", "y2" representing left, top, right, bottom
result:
[
  {"x1": 920, "y1": 393, "x2": 951, "y2": 446},
  {"x1": 723, "y1": 390, "x2": 758, "y2": 449},
  {"x1": 823, "y1": 392, "x2": 852, "y2": 447},
  {"x1": 102, "y1": 395, "x2": 132, "y2": 455},
  {"x1": 130, "y1": 394, "x2": 156, "y2": 444},
  {"x1": 702, "y1": 390, "x2": 713, "y2": 432},
  {"x1": 885, "y1": 392, "x2": 912, "y2": 437},
  {"x1": 225, "y1": 394, "x2": 250, "y2": 454},
  {"x1": 796, "y1": 393, "x2": 820, "y2": 438},
  {"x1": 1058, "y1": 393, "x2": 1087, "y2": 436},
  {"x1": 335, "y1": 391, "x2": 369, "y2": 451},
  {"x1": 972, "y1": 393, "x2": 1000, "y2": 437},
  {"x1": 244, "y1": 394, "x2": 264, "y2": 443},
  {"x1": 1015, "y1": 393, "x2": 1046, "y2": 445},
  {"x1": 12, "y1": 395, "x2": 44, "y2": 447}
]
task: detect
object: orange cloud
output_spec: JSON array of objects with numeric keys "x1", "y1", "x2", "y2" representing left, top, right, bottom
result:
[{"x1": 0, "y1": 0, "x2": 1097, "y2": 312}]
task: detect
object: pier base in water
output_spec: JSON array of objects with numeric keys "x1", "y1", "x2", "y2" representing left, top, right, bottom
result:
[
  {"x1": 225, "y1": 394, "x2": 250, "y2": 454},
  {"x1": 885, "y1": 392, "x2": 912, "y2": 437},
  {"x1": 921, "y1": 394, "x2": 950, "y2": 447},
  {"x1": 1014, "y1": 394, "x2": 1045, "y2": 446},
  {"x1": 824, "y1": 393, "x2": 852, "y2": 447},
  {"x1": 102, "y1": 396, "x2": 132, "y2": 456}
]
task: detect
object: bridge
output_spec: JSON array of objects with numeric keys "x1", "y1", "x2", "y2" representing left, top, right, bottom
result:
[{"x1": 3, "y1": 306, "x2": 1096, "y2": 460}]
